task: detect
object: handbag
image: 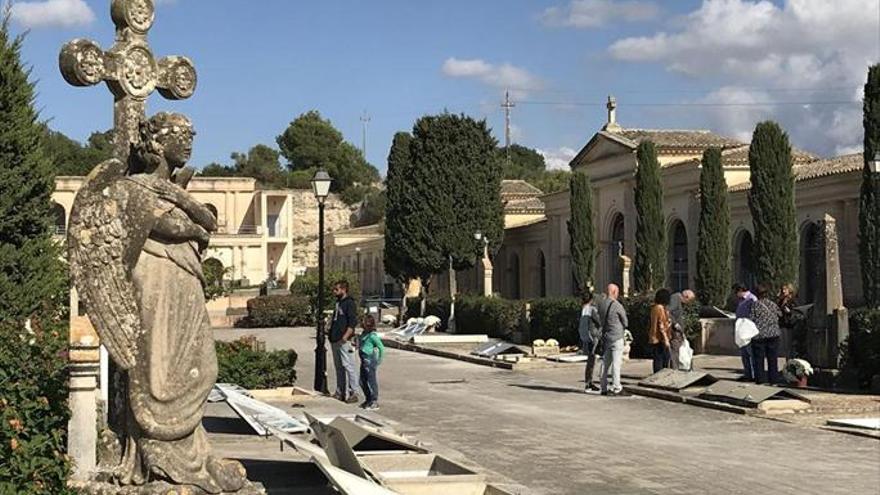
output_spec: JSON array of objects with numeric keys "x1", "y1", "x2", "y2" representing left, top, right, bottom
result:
[{"x1": 734, "y1": 318, "x2": 759, "y2": 348}]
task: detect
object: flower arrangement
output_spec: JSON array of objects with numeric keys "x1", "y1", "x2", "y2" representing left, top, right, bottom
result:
[{"x1": 783, "y1": 358, "x2": 814, "y2": 385}]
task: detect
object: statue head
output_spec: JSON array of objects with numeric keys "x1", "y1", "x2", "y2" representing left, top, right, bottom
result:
[{"x1": 133, "y1": 112, "x2": 195, "y2": 175}]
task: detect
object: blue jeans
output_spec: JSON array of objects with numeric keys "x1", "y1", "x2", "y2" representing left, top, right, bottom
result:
[
  {"x1": 740, "y1": 343, "x2": 754, "y2": 380},
  {"x1": 359, "y1": 353, "x2": 379, "y2": 404},
  {"x1": 651, "y1": 344, "x2": 670, "y2": 373}
]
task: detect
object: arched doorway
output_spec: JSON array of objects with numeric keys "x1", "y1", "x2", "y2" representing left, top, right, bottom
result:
[
  {"x1": 668, "y1": 220, "x2": 688, "y2": 292},
  {"x1": 508, "y1": 254, "x2": 521, "y2": 299},
  {"x1": 608, "y1": 214, "x2": 625, "y2": 288},
  {"x1": 734, "y1": 230, "x2": 756, "y2": 290},
  {"x1": 800, "y1": 222, "x2": 822, "y2": 304},
  {"x1": 537, "y1": 250, "x2": 547, "y2": 298},
  {"x1": 51, "y1": 203, "x2": 66, "y2": 235}
]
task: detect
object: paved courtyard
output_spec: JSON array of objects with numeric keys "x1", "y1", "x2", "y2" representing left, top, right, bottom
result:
[{"x1": 214, "y1": 327, "x2": 880, "y2": 495}]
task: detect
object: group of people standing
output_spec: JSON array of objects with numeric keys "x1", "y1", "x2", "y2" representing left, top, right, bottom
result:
[
  {"x1": 328, "y1": 280, "x2": 385, "y2": 410},
  {"x1": 731, "y1": 282, "x2": 801, "y2": 385},
  {"x1": 579, "y1": 284, "x2": 630, "y2": 396}
]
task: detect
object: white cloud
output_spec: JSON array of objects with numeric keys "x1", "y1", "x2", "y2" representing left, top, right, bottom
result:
[
  {"x1": 442, "y1": 57, "x2": 544, "y2": 97},
  {"x1": 10, "y1": 0, "x2": 95, "y2": 29},
  {"x1": 607, "y1": 0, "x2": 877, "y2": 156},
  {"x1": 541, "y1": 0, "x2": 659, "y2": 29},
  {"x1": 538, "y1": 147, "x2": 578, "y2": 170}
]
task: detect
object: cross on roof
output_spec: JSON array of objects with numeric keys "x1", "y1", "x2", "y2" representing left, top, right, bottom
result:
[{"x1": 59, "y1": 0, "x2": 197, "y2": 163}]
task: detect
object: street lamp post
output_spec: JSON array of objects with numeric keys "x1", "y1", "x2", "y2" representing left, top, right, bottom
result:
[
  {"x1": 356, "y1": 247, "x2": 362, "y2": 288},
  {"x1": 311, "y1": 170, "x2": 332, "y2": 394}
]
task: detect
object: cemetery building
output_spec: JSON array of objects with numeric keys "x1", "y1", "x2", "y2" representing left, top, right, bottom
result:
[
  {"x1": 338, "y1": 98, "x2": 866, "y2": 307},
  {"x1": 52, "y1": 175, "x2": 354, "y2": 288}
]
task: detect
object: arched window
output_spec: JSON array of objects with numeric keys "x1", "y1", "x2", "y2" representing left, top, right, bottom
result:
[
  {"x1": 538, "y1": 250, "x2": 547, "y2": 298},
  {"x1": 508, "y1": 254, "x2": 521, "y2": 300},
  {"x1": 51, "y1": 203, "x2": 66, "y2": 235},
  {"x1": 800, "y1": 222, "x2": 822, "y2": 304},
  {"x1": 734, "y1": 230, "x2": 756, "y2": 290},
  {"x1": 668, "y1": 221, "x2": 688, "y2": 293},
  {"x1": 608, "y1": 214, "x2": 625, "y2": 287}
]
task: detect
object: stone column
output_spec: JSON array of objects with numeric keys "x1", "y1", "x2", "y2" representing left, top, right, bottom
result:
[
  {"x1": 807, "y1": 214, "x2": 849, "y2": 368},
  {"x1": 619, "y1": 255, "x2": 632, "y2": 296},
  {"x1": 67, "y1": 315, "x2": 101, "y2": 481}
]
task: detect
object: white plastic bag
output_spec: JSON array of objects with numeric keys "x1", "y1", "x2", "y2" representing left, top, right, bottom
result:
[
  {"x1": 678, "y1": 339, "x2": 694, "y2": 371},
  {"x1": 734, "y1": 318, "x2": 759, "y2": 348}
]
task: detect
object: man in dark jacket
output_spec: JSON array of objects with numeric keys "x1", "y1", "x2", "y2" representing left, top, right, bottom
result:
[
  {"x1": 579, "y1": 291, "x2": 603, "y2": 393},
  {"x1": 330, "y1": 280, "x2": 360, "y2": 403}
]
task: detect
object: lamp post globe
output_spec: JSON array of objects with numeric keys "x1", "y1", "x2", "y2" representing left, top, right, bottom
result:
[
  {"x1": 312, "y1": 170, "x2": 332, "y2": 394},
  {"x1": 870, "y1": 152, "x2": 880, "y2": 174}
]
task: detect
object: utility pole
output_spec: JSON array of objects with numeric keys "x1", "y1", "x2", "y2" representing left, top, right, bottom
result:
[
  {"x1": 501, "y1": 90, "x2": 515, "y2": 165},
  {"x1": 360, "y1": 110, "x2": 371, "y2": 159}
]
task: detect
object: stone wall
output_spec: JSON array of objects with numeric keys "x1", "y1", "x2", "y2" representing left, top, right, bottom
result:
[{"x1": 289, "y1": 190, "x2": 358, "y2": 269}]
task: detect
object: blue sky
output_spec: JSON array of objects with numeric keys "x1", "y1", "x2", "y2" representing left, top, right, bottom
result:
[{"x1": 12, "y1": 0, "x2": 879, "y2": 173}]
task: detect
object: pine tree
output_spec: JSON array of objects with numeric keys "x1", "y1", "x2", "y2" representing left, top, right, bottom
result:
[
  {"x1": 568, "y1": 170, "x2": 596, "y2": 294},
  {"x1": 748, "y1": 121, "x2": 798, "y2": 292},
  {"x1": 0, "y1": 19, "x2": 65, "y2": 321},
  {"x1": 633, "y1": 141, "x2": 665, "y2": 293},
  {"x1": 861, "y1": 65, "x2": 880, "y2": 308},
  {"x1": 695, "y1": 148, "x2": 730, "y2": 307}
]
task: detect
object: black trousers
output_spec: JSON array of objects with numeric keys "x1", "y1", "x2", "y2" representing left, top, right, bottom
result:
[
  {"x1": 752, "y1": 337, "x2": 780, "y2": 384},
  {"x1": 651, "y1": 344, "x2": 670, "y2": 373}
]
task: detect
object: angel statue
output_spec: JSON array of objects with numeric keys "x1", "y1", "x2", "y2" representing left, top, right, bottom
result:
[{"x1": 68, "y1": 112, "x2": 252, "y2": 493}]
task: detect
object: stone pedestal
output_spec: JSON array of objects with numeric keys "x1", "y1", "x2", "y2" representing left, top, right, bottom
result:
[
  {"x1": 481, "y1": 256, "x2": 494, "y2": 297},
  {"x1": 807, "y1": 214, "x2": 850, "y2": 368},
  {"x1": 619, "y1": 255, "x2": 632, "y2": 296},
  {"x1": 68, "y1": 315, "x2": 101, "y2": 481}
]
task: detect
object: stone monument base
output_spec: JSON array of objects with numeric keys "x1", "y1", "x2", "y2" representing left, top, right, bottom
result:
[{"x1": 70, "y1": 478, "x2": 267, "y2": 495}]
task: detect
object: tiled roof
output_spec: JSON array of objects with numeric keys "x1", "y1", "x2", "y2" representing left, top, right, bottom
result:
[
  {"x1": 501, "y1": 179, "x2": 544, "y2": 197},
  {"x1": 668, "y1": 144, "x2": 819, "y2": 170},
  {"x1": 604, "y1": 128, "x2": 743, "y2": 151},
  {"x1": 728, "y1": 153, "x2": 863, "y2": 192},
  {"x1": 504, "y1": 197, "x2": 545, "y2": 213}
]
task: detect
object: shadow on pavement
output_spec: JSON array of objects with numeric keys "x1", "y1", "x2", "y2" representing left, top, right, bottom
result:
[
  {"x1": 509, "y1": 383, "x2": 586, "y2": 394},
  {"x1": 203, "y1": 415, "x2": 253, "y2": 435},
  {"x1": 236, "y1": 458, "x2": 335, "y2": 495}
]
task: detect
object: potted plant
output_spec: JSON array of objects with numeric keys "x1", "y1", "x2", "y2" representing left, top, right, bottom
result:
[{"x1": 782, "y1": 358, "x2": 813, "y2": 387}]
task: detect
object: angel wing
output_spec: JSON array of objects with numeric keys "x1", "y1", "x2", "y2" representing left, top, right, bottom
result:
[{"x1": 68, "y1": 160, "x2": 145, "y2": 370}]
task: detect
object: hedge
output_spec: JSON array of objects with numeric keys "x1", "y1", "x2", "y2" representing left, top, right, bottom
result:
[
  {"x1": 216, "y1": 335, "x2": 298, "y2": 389},
  {"x1": 0, "y1": 319, "x2": 72, "y2": 494},
  {"x1": 841, "y1": 308, "x2": 880, "y2": 389},
  {"x1": 455, "y1": 295, "x2": 525, "y2": 339},
  {"x1": 237, "y1": 295, "x2": 313, "y2": 328},
  {"x1": 529, "y1": 297, "x2": 581, "y2": 346}
]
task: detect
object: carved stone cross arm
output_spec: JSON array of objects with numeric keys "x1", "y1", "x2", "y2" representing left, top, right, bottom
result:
[{"x1": 58, "y1": 0, "x2": 197, "y2": 161}]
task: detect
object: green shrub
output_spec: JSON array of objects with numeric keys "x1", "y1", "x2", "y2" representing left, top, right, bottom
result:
[
  {"x1": 215, "y1": 336, "x2": 297, "y2": 389},
  {"x1": 622, "y1": 294, "x2": 654, "y2": 358},
  {"x1": 455, "y1": 295, "x2": 525, "y2": 339},
  {"x1": 290, "y1": 269, "x2": 361, "y2": 315},
  {"x1": 841, "y1": 308, "x2": 880, "y2": 388},
  {"x1": 529, "y1": 297, "x2": 581, "y2": 346},
  {"x1": 237, "y1": 295, "x2": 313, "y2": 328},
  {"x1": 0, "y1": 319, "x2": 72, "y2": 494}
]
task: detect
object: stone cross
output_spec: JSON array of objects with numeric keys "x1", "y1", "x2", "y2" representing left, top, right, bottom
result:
[{"x1": 59, "y1": 0, "x2": 197, "y2": 162}]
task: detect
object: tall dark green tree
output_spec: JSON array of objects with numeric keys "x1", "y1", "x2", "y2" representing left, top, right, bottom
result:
[
  {"x1": 568, "y1": 170, "x2": 596, "y2": 294},
  {"x1": 633, "y1": 141, "x2": 665, "y2": 293},
  {"x1": 276, "y1": 110, "x2": 379, "y2": 192},
  {"x1": 861, "y1": 64, "x2": 880, "y2": 308},
  {"x1": 748, "y1": 121, "x2": 798, "y2": 291},
  {"x1": 0, "y1": 18, "x2": 71, "y2": 493},
  {"x1": 405, "y1": 114, "x2": 503, "y2": 297},
  {"x1": 384, "y1": 132, "x2": 421, "y2": 285},
  {"x1": 695, "y1": 148, "x2": 730, "y2": 307},
  {"x1": 230, "y1": 144, "x2": 285, "y2": 187}
]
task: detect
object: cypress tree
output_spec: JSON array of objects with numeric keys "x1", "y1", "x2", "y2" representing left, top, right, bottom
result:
[
  {"x1": 861, "y1": 65, "x2": 880, "y2": 308},
  {"x1": 0, "y1": 19, "x2": 65, "y2": 321},
  {"x1": 406, "y1": 113, "x2": 503, "y2": 299},
  {"x1": 695, "y1": 148, "x2": 730, "y2": 307},
  {"x1": 384, "y1": 132, "x2": 419, "y2": 291},
  {"x1": 748, "y1": 121, "x2": 798, "y2": 291},
  {"x1": 633, "y1": 141, "x2": 665, "y2": 293},
  {"x1": 568, "y1": 170, "x2": 596, "y2": 294}
]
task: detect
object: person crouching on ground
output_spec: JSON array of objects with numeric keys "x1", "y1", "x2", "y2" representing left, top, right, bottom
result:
[
  {"x1": 579, "y1": 291, "x2": 603, "y2": 394},
  {"x1": 649, "y1": 288, "x2": 673, "y2": 373},
  {"x1": 330, "y1": 280, "x2": 360, "y2": 403},
  {"x1": 358, "y1": 314, "x2": 384, "y2": 410}
]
